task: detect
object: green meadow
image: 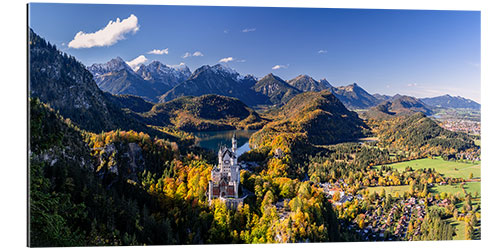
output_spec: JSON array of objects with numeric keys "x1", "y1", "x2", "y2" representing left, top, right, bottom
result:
[
  {"x1": 430, "y1": 182, "x2": 481, "y2": 197},
  {"x1": 374, "y1": 157, "x2": 481, "y2": 179}
]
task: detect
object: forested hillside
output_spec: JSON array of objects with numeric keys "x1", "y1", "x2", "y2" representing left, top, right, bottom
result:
[
  {"x1": 30, "y1": 98, "x2": 207, "y2": 246},
  {"x1": 370, "y1": 112, "x2": 478, "y2": 158},
  {"x1": 251, "y1": 90, "x2": 368, "y2": 147},
  {"x1": 139, "y1": 94, "x2": 266, "y2": 131}
]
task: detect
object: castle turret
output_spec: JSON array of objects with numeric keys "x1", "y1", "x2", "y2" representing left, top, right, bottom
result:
[
  {"x1": 218, "y1": 146, "x2": 223, "y2": 164},
  {"x1": 208, "y1": 180, "x2": 213, "y2": 202},
  {"x1": 231, "y1": 134, "x2": 237, "y2": 165},
  {"x1": 232, "y1": 133, "x2": 237, "y2": 153}
]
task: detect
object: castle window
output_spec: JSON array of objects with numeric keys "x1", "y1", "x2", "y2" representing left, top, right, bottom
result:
[{"x1": 224, "y1": 160, "x2": 229, "y2": 164}]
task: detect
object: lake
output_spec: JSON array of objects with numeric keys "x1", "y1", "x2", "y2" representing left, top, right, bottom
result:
[{"x1": 193, "y1": 130, "x2": 257, "y2": 156}]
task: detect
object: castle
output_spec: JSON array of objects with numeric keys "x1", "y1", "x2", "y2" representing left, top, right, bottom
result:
[{"x1": 208, "y1": 134, "x2": 244, "y2": 208}]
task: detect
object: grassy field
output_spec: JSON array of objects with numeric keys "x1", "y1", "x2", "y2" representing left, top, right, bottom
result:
[
  {"x1": 365, "y1": 185, "x2": 410, "y2": 196},
  {"x1": 374, "y1": 157, "x2": 481, "y2": 179},
  {"x1": 446, "y1": 218, "x2": 466, "y2": 240},
  {"x1": 430, "y1": 182, "x2": 481, "y2": 197},
  {"x1": 365, "y1": 182, "x2": 481, "y2": 199}
]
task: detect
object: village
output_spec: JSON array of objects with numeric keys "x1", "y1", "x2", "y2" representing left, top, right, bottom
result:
[
  {"x1": 438, "y1": 119, "x2": 481, "y2": 135},
  {"x1": 315, "y1": 181, "x2": 463, "y2": 241}
]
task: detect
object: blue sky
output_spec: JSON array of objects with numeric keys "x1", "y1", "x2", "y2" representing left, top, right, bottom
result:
[{"x1": 28, "y1": 3, "x2": 481, "y2": 102}]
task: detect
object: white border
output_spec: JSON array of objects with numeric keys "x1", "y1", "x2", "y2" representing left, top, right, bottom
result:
[{"x1": 1, "y1": 1, "x2": 498, "y2": 250}]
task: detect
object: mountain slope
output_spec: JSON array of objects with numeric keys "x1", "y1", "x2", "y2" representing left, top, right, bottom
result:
[
  {"x1": 252, "y1": 73, "x2": 302, "y2": 106},
  {"x1": 29, "y1": 29, "x2": 160, "y2": 135},
  {"x1": 136, "y1": 61, "x2": 191, "y2": 90},
  {"x1": 287, "y1": 75, "x2": 331, "y2": 92},
  {"x1": 93, "y1": 66, "x2": 161, "y2": 102},
  {"x1": 389, "y1": 95, "x2": 433, "y2": 115},
  {"x1": 251, "y1": 90, "x2": 368, "y2": 145},
  {"x1": 373, "y1": 93, "x2": 392, "y2": 102},
  {"x1": 159, "y1": 64, "x2": 269, "y2": 106},
  {"x1": 420, "y1": 94, "x2": 480, "y2": 110},
  {"x1": 363, "y1": 95, "x2": 433, "y2": 119},
  {"x1": 330, "y1": 83, "x2": 379, "y2": 109},
  {"x1": 141, "y1": 94, "x2": 265, "y2": 131},
  {"x1": 106, "y1": 93, "x2": 155, "y2": 113}
]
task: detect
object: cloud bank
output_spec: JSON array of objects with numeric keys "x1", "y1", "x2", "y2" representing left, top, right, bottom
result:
[
  {"x1": 68, "y1": 14, "x2": 139, "y2": 49},
  {"x1": 126, "y1": 55, "x2": 147, "y2": 71}
]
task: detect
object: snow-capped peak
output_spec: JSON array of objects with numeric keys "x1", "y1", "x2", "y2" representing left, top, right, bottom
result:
[
  {"x1": 169, "y1": 62, "x2": 188, "y2": 70},
  {"x1": 211, "y1": 64, "x2": 243, "y2": 80},
  {"x1": 87, "y1": 56, "x2": 133, "y2": 76}
]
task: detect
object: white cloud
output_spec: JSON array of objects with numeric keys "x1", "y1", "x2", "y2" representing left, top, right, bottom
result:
[
  {"x1": 68, "y1": 14, "x2": 139, "y2": 49},
  {"x1": 219, "y1": 57, "x2": 234, "y2": 63},
  {"x1": 236, "y1": 59, "x2": 246, "y2": 63},
  {"x1": 193, "y1": 51, "x2": 204, "y2": 57},
  {"x1": 182, "y1": 51, "x2": 204, "y2": 58},
  {"x1": 272, "y1": 64, "x2": 288, "y2": 70},
  {"x1": 318, "y1": 49, "x2": 328, "y2": 54},
  {"x1": 242, "y1": 28, "x2": 256, "y2": 33},
  {"x1": 407, "y1": 83, "x2": 418, "y2": 87},
  {"x1": 148, "y1": 48, "x2": 169, "y2": 55},
  {"x1": 224, "y1": 29, "x2": 229, "y2": 34},
  {"x1": 126, "y1": 55, "x2": 147, "y2": 71}
]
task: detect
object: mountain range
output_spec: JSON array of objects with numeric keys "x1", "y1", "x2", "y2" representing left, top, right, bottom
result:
[
  {"x1": 87, "y1": 58, "x2": 191, "y2": 102},
  {"x1": 159, "y1": 64, "x2": 270, "y2": 106},
  {"x1": 420, "y1": 94, "x2": 481, "y2": 110},
  {"x1": 85, "y1": 50, "x2": 480, "y2": 115},
  {"x1": 89, "y1": 58, "x2": 480, "y2": 112}
]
